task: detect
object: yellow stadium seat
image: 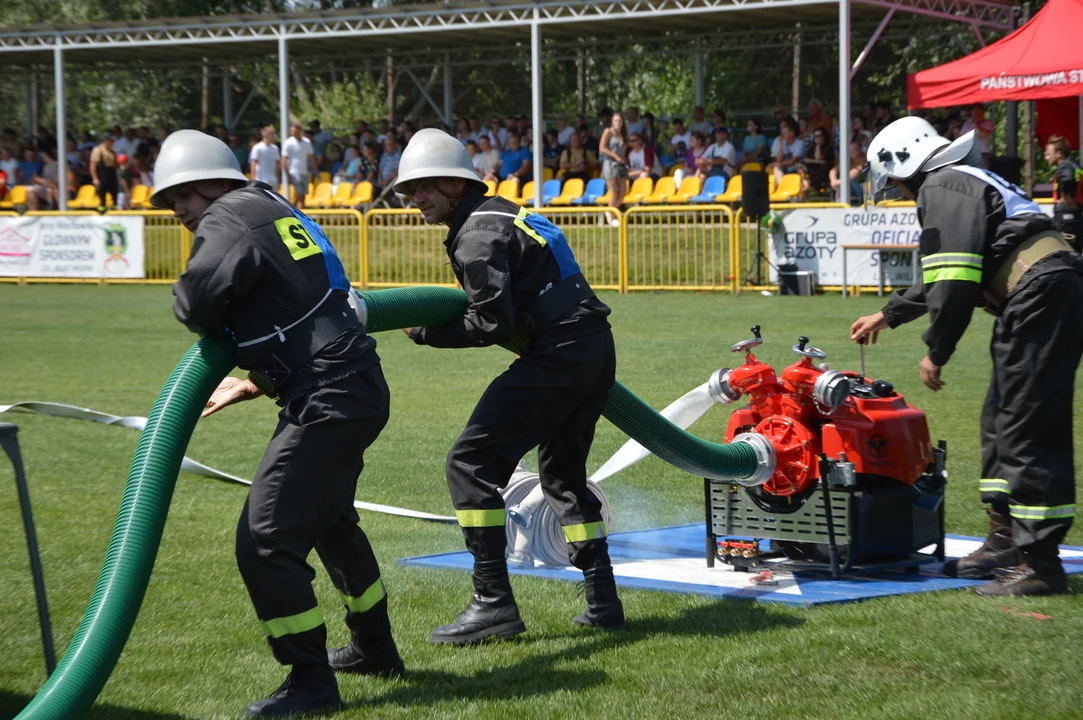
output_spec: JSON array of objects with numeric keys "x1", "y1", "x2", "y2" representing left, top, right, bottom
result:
[
  {"x1": 594, "y1": 180, "x2": 629, "y2": 205},
  {"x1": 347, "y1": 182, "x2": 373, "y2": 206},
  {"x1": 643, "y1": 177, "x2": 677, "y2": 204},
  {"x1": 740, "y1": 161, "x2": 763, "y2": 172},
  {"x1": 67, "y1": 184, "x2": 100, "y2": 209},
  {"x1": 771, "y1": 173, "x2": 803, "y2": 202},
  {"x1": 715, "y1": 175, "x2": 743, "y2": 203},
  {"x1": 542, "y1": 168, "x2": 555, "y2": 181},
  {"x1": 325, "y1": 183, "x2": 354, "y2": 208},
  {"x1": 317, "y1": 172, "x2": 332, "y2": 185},
  {"x1": 484, "y1": 179, "x2": 497, "y2": 197},
  {"x1": 513, "y1": 181, "x2": 536, "y2": 207},
  {"x1": 306, "y1": 182, "x2": 334, "y2": 208},
  {"x1": 496, "y1": 179, "x2": 520, "y2": 200},
  {"x1": 129, "y1": 184, "x2": 150, "y2": 209},
  {"x1": 668, "y1": 177, "x2": 701, "y2": 204},
  {"x1": 548, "y1": 178, "x2": 584, "y2": 206},
  {"x1": 623, "y1": 177, "x2": 654, "y2": 205},
  {"x1": 0, "y1": 185, "x2": 27, "y2": 209}
]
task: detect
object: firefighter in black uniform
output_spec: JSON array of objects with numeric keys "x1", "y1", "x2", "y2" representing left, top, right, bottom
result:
[
  {"x1": 392, "y1": 129, "x2": 625, "y2": 644},
  {"x1": 1045, "y1": 134, "x2": 1083, "y2": 252},
  {"x1": 851, "y1": 117, "x2": 1082, "y2": 597},
  {"x1": 150, "y1": 130, "x2": 403, "y2": 717}
]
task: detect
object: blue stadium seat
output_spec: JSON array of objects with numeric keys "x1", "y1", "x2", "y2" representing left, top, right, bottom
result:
[
  {"x1": 572, "y1": 178, "x2": 607, "y2": 205},
  {"x1": 541, "y1": 179, "x2": 562, "y2": 205},
  {"x1": 690, "y1": 175, "x2": 727, "y2": 203}
]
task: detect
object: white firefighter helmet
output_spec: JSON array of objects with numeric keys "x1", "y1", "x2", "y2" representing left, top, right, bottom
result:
[
  {"x1": 149, "y1": 129, "x2": 249, "y2": 209},
  {"x1": 392, "y1": 128, "x2": 487, "y2": 196},
  {"x1": 864, "y1": 116, "x2": 980, "y2": 201}
]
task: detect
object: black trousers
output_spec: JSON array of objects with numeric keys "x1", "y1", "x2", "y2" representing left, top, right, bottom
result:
[
  {"x1": 446, "y1": 328, "x2": 616, "y2": 569},
  {"x1": 236, "y1": 364, "x2": 391, "y2": 666},
  {"x1": 979, "y1": 253, "x2": 1083, "y2": 551},
  {"x1": 1053, "y1": 207, "x2": 1083, "y2": 253},
  {"x1": 97, "y1": 166, "x2": 118, "y2": 208}
]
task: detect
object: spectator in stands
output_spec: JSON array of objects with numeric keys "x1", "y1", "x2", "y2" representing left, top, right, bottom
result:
[
  {"x1": 711, "y1": 109, "x2": 727, "y2": 131},
  {"x1": 115, "y1": 153, "x2": 134, "y2": 210},
  {"x1": 229, "y1": 133, "x2": 249, "y2": 174},
  {"x1": 829, "y1": 140, "x2": 866, "y2": 205},
  {"x1": 376, "y1": 119, "x2": 392, "y2": 144},
  {"x1": 0, "y1": 128, "x2": 21, "y2": 156},
  {"x1": 131, "y1": 155, "x2": 152, "y2": 188},
  {"x1": 64, "y1": 138, "x2": 83, "y2": 173},
  {"x1": 249, "y1": 126, "x2": 280, "y2": 188},
  {"x1": 769, "y1": 120, "x2": 805, "y2": 187},
  {"x1": 641, "y1": 112, "x2": 660, "y2": 156},
  {"x1": 377, "y1": 135, "x2": 402, "y2": 194},
  {"x1": 556, "y1": 116, "x2": 575, "y2": 147},
  {"x1": 597, "y1": 107, "x2": 614, "y2": 135},
  {"x1": 670, "y1": 118, "x2": 691, "y2": 152},
  {"x1": 543, "y1": 129, "x2": 563, "y2": 173},
  {"x1": 456, "y1": 118, "x2": 472, "y2": 145},
  {"x1": 874, "y1": 101, "x2": 895, "y2": 132},
  {"x1": 625, "y1": 107, "x2": 644, "y2": 137},
  {"x1": 688, "y1": 106, "x2": 712, "y2": 136},
  {"x1": 559, "y1": 131, "x2": 597, "y2": 183},
  {"x1": 0, "y1": 147, "x2": 17, "y2": 188},
  {"x1": 802, "y1": 126, "x2": 834, "y2": 197},
  {"x1": 739, "y1": 119, "x2": 769, "y2": 169},
  {"x1": 468, "y1": 116, "x2": 487, "y2": 144},
  {"x1": 599, "y1": 112, "x2": 629, "y2": 225},
  {"x1": 489, "y1": 117, "x2": 508, "y2": 150},
  {"x1": 852, "y1": 115, "x2": 873, "y2": 152},
  {"x1": 495, "y1": 132, "x2": 532, "y2": 183},
  {"x1": 334, "y1": 145, "x2": 361, "y2": 190},
  {"x1": 962, "y1": 103, "x2": 995, "y2": 168},
  {"x1": 17, "y1": 147, "x2": 43, "y2": 185},
  {"x1": 309, "y1": 120, "x2": 333, "y2": 170},
  {"x1": 807, "y1": 99, "x2": 834, "y2": 136},
  {"x1": 327, "y1": 142, "x2": 345, "y2": 176},
  {"x1": 472, "y1": 135, "x2": 500, "y2": 181},
  {"x1": 626, "y1": 132, "x2": 658, "y2": 180},
  {"x1": 26, "y1": 150, "x2": 58, "y2": 211},
  {"x1": 113, "y1": 127, "x2": 136, "y2": 159},
  {"x1": 282, "y1": 122, "x2": 317, "y2": 209},
  {"x1": 359, "y1": 142, "x2": 378, "y2": 185},
  {"x1": 797, "y1": 118, "x2": 811, "y2": 145},
  {"x1": 515, "y1": 115, "x2": 530, "y2": 139},
  {"x1": 656, "y1": 117, "x2": 672, "y2": 154},
  {"x1": 76, "y1": 132, "x2": 96, "y2": 153},
  {"x1": 773, "y1": 106, "x2": 798, "y2": 137},
  {"x1": 136, "y1": 127, "x2": 155, "y2": 159},
  {"x1": 700, "y1": 126, "x2": 736, "y2": 180},
  {"x1": 674, "y1": 132, "x2": 708, "y2": 187}
]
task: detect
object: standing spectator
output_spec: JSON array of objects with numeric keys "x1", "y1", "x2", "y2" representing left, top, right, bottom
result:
[
  {"x1": 309, "y1": 120, "x2": 333, "y2": 171},
  {"x1": 489, "y1": 118, "x2": 508, "y2": 150},
  {"x1": 739, "y1": 119, "x2": 769, "y2": 169},
  {"x1": 625, "y1": 107, "x2": 644, "y2": 137},
  {"x1": 17, "y1": 147, "x2": 43, "y2": 185},
  {"x1": 641, "y1": 113, "x2": 660, "y2": 156},
  {"x1": 229, "y1": 133, "x2": 250, "y2": 174},
  {"x1": 597, "y1": 107, "x2": 614, "y2": 135},
  {"x1": 852, "y1": 116, "x2": 874, "y2": 153},
  {"x1": 0, "y1": 147, "x2": 17, "y2": 187},
  {"x1": 807, "y1": 99, "x2": 834, "y2": 136},
  {"x1": 249, "y1": 126, "x2": 281, "y2": 188},
  {"x1": 472, "y1": 135, "x2": 500, "y2": 180},
  {"x1": 961, "y1": 103, "x2": 995, "y2": 168},
  {"x1": 559, "y1": 132, "x2": 597, "y2": 182},
  {"x1": 1045, "y1": 134, "x2": 1083, "y2": 250},
  {"x1": 27, "y1": 150, "x2": 58, "y2": 211},
  {"x1": 829, "y1": 140, "x2": 866, "y2": 205},
  {"x1": 700, "y1": 126, "x2": 736, "y2": 180},
  {"x1": 626, "y1": 133, "x2": 657, "y2": 180},
  {"x1": 359, "y1": 142, "x2": 379, "y2": 185},
  {"x1": 688, "y1": 106, "x2": 712, "y2": 136},
  {"x1": 556, "y1": 116, "x2": 576, "y2": 146},
  {"x1": 136, "y1": 127, "x2": 155, "y2": 160},
  {"x1": 377, "y1": 135, "x2": 401, "y2": 193},
  {"x1": 769, "y1": 120, "x2": 805, "y2": 187},
  {"x1": 282, "y1": 122, "x2": 317, "y2": 208},
  {"x1": 543, "y1": 129, "x2": 563, "y2": 173},
  {"x1": 495, "y1": 133, "x2": 532, "y2": 183},
  {"x1": 669, "y1": 118, "x2": 691, "y2": 152},
  {"x1": 599, "y1": 112, "x2": 629, "y2": 225},
  {"x1": 113, "y1": 128, "x2": 135, "y2": 159},
  {"x1": 802, "y1": 126, "x2": 834, "y2": 197}
]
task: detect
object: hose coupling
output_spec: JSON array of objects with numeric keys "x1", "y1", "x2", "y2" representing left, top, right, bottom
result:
[
  {"x1": 707, "y1": 368, "x2": 742, "y2": 404},
  {"x1": 347, "y1": 289, "x2": 368, "y2": 326},
  {"x1": 730, "y1": 432, "x2": 776, "y2": 487}
]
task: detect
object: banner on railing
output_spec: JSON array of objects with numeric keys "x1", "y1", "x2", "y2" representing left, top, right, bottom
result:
[{"x1": 0, "y1": 214, "x2": 144, "y2": 279}]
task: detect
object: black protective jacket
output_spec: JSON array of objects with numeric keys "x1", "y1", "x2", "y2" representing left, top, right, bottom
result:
[
  {"x1": 881, "y1": 165, "x2": 1055, "y2": 366},
  {"x1": 409, "y1": 188, "x2": 610, "y2": 349},
  {"x1": 173, "y1": 182, "x2": 376, "y2": 393},
  {"x1": 1054, "y1": 157, "x2": 1081, "y2": 208}
]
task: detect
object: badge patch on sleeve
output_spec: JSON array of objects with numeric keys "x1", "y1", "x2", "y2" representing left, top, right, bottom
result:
[{"x1": 274, "y1": 217, "x2": 324, "y2": 261}]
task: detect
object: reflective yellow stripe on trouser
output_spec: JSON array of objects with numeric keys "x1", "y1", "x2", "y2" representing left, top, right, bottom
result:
[
  {"x1": 1009, "y1": 504, "x2": 1077, "y2": 520},
  {"x1": 259, "y1": 606, "x2": 324, "y2": 639},
  {"x1": 562, "y1": 521, "x2": 607, "y2": 543},
  {"x1": 456, "y1": 508, "x2": 506, "y2": 527},
  {"x1": 979, "y1": 478, "x2": 1010, "y2": 494},
  {"x1": 340, "y1": 579, "x2": 386, "y2": 614}
]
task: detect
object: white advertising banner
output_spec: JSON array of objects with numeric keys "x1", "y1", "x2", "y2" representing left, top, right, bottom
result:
[
  {"x1": 767, "y1": 204, "x2": 1056, "y2": 288},
  {"x1": 0, "y1": 215, "x2": 144, "y2": 279}
]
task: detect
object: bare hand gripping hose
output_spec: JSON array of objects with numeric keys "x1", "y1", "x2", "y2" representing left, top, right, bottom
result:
[{"x1": 19, "y1": 286, "x2": 771, "y2": 718}]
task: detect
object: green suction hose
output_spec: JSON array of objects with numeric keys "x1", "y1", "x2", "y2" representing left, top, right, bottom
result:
[{"x1": 16, "y1": 337, "x2": 235, "y2": 720}]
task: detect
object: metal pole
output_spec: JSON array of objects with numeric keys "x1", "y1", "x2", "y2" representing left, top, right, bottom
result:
[
  {"x1": 1, "y1": 424, "x2": 57, "y2": 676},
  {"x1": 279, "y1": 28, "x2": 290, "y2": 192},
  {"x1": 201, "y1": 57, "x2": 210, "y2": 130},
  {"x1": 850, "y1": 8, "x2": 894, "y2": 81},
  {"x1": 838, "y1": 0, "x2": 851, "y2": 205},
  {"x1": 443, "y1": 52, "x2": 453, "y2": 127},
  {"x1": 1005, "y1": 9, "x2": 1018, "y2": 157},
  {"x1": 792, "y1": 24, "x2": 801, "y2": 116},
  {"x1": 694, "y1": 38, "x2": 705, "y2": 109},
  {"x1": 531, "y1": 19, "x2": 543, "y2": 208},
  {"x1": 222, "y1": 72, "x2": 234, "y2": 132},
  {"x1": 24, "y1": 79, "x2": 33, "y2": 140},
  {"x1": 54, "y1": 41, "x2": 67, "y2": 212},
  {"x1": 576, "y1": 48, "x2": 586, "y2": 119}
]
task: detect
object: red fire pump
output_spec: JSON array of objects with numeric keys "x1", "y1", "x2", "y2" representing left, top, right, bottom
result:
[{"x1": 705, "y1": 326, "x2": 947, "y2": 578}]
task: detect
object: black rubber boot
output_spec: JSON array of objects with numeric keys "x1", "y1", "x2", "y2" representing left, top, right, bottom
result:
[
  {"x1": 429, "y1": 558, "x2": 526, "y2": 645},
  {"x1": 573, "y1": 565, "x2": 627, "y2": 630},
  {"x1": 245, "y1": 663, "x2": 343, "y2": 718},
  {"x1": 974, "y1": 540, "x2": 1070, "y2": 597},
  {"x1": 327, "y1": 633, "x2": 405, "y2": 678},
  {"x1": 943, "y1": 507, "x2": 1020, "y2": 579}
]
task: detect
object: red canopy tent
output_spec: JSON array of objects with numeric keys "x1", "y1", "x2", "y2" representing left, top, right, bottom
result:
[{"x1": 908, "y1": 0, "x2": 1083, "y2": 147}]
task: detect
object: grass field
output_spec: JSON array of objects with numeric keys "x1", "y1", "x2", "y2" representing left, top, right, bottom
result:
[{"x1": 1, "y1": 285, "x2": 1081, "y2": 720}]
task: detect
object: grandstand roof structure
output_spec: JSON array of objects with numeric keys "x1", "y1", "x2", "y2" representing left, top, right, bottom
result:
[{"x1": 0, "y1": 0, "x2": 1015, "y2": 207}]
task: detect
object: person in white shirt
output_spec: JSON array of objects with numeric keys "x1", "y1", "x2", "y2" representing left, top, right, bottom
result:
[
  {"x1": 699, "y1": 126, "x2": 736, "y2": 180},
  {"x1": 687, "y1": 106, "x2": 713, "y2": 136},
  {"x1": 624, "y1": 107, "x2": 645, "y2": 137},
  {"x1": 472, "y1": 135, "x2": 501, "y2": 181},
  {"x1": 669, "y1": 119, "x2": 692, "y2": 152},
  {"x1": 556, "y1": 116, "x2": 576, "y2": 147},
  {"x1": 961, "y1": 103, "x2": 995, "y2": 168},
  {"x1": 281, "y1": 123, "x2": 316, "y2": 208},
  {"x1": 626, "y1": 133, "x2": 658, "y2": 179},
  {"x1": 769, "y1": 120, "x2": 806, "y2": 187},
  {"x1": 112, "y1": 128, "x2": 136, "y2": 159},
  {"x1": 249, "y1": 126, "x2": 281, "y2": 188}
]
